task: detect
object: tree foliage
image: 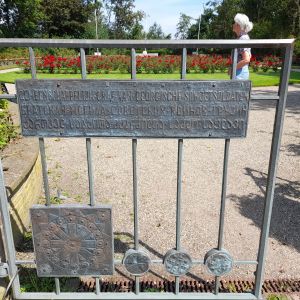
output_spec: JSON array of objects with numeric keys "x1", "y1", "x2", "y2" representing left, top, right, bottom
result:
[
  {"x1": 41, "y1": 0, "x2": 95, "y2": 38},
  {"x1": 106, "y1": 0, "x2": 144, "y2": 39},
  {"x1": 175, "y1": 13, "x2": 192, "y2": 39},
  {"x1": 147, "y1": 22, "x2": 171, "y2": 39},
  {"x1": 0, "y1": 0, "x2": 44, "y2": 37}
]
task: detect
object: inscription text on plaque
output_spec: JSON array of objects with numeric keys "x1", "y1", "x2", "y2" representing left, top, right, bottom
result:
[{"x1": 16, "y1": 80, "x2": 251, "y2": 138}]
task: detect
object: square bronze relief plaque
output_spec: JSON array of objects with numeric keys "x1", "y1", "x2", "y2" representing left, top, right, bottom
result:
[{"x1": 30, "y1": 204, "x2": 113, "y2": 277}]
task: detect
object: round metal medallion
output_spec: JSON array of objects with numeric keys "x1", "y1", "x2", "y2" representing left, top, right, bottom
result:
[
  {"x1": 163, "y1": 249, "x2": 192, "y2": 276},
  {"x1": 123, "y1": 249, "x2": 151, "y2": 276},
  {"x1": 204, "y1": 248, "x2": 233, "y2": 276}
]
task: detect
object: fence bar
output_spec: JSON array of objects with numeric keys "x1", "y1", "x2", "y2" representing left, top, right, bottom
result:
[
  {"x1": 95, "y1": 278, "x2": 101, "y2": 295},
  {"x1": 0, "y1": 160, "x2": 21, "y2": 298},
  {"x1": 14, "y1": 258, "x2": 257, "y2": 266},
  {"x1": 39, "y1": 138, "x2": 51, "y2": 205},
  {"x1": 175, "y1": 139, "x2": 183, "y2": 249},
  {"x1": 80, "y1": 48, "x2": 87, "y2": 80},
  {"x1": 131, "y1": 48, "x2": 136, "y2": 80},
  {"x1": 181, "y1": 48, "x2": 187, "y2": 79},
  {"x1": 29, "y1": 47, "x2": 37, "y2": 79},
  {"x1": 55, "y1": 278, "x2": 60, "y2": 295},
  {"x1": 231, "y1": 48, "x2": 238, "y2": 80},
  {"x1": 132, "y1": 139, "x2": 139, "y2": 248},
  {"x1": 131, "y1": 48, "x2": 139, "y2": 295},
  {"x1": 0, "y1": 38, "x2": 294, "y2": 49},
  {"x1": 80, "y1": 49, "x2": 95, "y2": 207},
  {"x1": 217, "y1": 139, "x2": 231, "y2": 249},
  {"x1": 254, "y1": 44, "x2": 294, "y2": 298},
  {"x1": 86, "y1": 138, "x2": 95, "y2": 206},
  {"x1": 16, "y1": 292, "x2": 258, "y2": 300}
]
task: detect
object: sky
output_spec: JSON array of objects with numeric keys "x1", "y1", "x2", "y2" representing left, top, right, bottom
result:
[{"x1": 134, "y1": 0, "x2": 207, "y2": 38}]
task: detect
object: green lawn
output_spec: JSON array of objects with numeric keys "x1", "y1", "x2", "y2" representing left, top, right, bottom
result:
[{"x1": 0, "y1": 70, "x2": 299, "y2": 87}]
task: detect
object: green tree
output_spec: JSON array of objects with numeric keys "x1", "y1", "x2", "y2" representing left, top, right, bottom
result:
[
  {"x1": 107, "y1": 0, "x2": 144, "y2": 39},
  {"x1": 41, "y1": 0, "x2": 95, "y2": 38},
  {"x1": 147, "y1": 22, "x2": 171, "y2": 39},
  {"x1": 0, "y1": 0, "x2": 44, "y2": 38},
  {"x1": 175, "y1": 13, "x2": 192, "y2": 39},
  {"x1": 187, "y1": 8, "x2": 216, "y2": 39}
]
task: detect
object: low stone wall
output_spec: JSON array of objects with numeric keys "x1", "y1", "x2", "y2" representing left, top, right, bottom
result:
[{"x1": 1, "y1": 136, "x2": 42, "y2": 246}]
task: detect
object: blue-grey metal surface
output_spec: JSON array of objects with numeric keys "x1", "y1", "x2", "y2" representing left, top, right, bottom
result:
[
  {"x1": 0, "y1": 38, "x2": 294, "y2": 49},
  {"x1": 0, "y1": 160, "x2": 21, "y2": 298},
  {"x1": 30, "y1": 205, "x2": 114, "y2": 277},
  {"x1": 123, "y1": 249, "x2": 151, "y2": 276},
  {"x1": 163, "y1": 249, "x2": 192, "y2": 276},
  {"x1": 0, "y1": 38, "x2": 294, "y2": 300},
  {"x1": 16, "y1": 79, "x2": 251, "y2": 138},
  {"x1": 204, "y1": 248, "x2": 233, "y2": 276},
  {"x1": 254, "y1": 43, "x2": 294, "y2": 299}
]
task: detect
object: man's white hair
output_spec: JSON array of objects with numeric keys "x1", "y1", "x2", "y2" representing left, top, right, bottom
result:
[{"x1": 234, "y1": 13, "x2": 253, "y2": 33}]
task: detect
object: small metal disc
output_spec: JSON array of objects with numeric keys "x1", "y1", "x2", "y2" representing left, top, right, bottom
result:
[
  {"x1": 204, "y1": 248, "x2": 233, "y2": 276},
  {"x1": 163, "y1": 249, "x2": 192, "y2": 276},
  {"x1": 123, "y1": 249, "x2": 151, "y2": 276}
]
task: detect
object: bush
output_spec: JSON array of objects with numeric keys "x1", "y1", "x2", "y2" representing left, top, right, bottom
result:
[{"x1": 0, "y1": 84, "x2": 18, "y2": 150}]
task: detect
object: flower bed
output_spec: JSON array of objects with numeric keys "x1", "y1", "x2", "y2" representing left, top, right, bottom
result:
[{"x1": 16, "y1": 54, "x2": 282, "y2": 74}]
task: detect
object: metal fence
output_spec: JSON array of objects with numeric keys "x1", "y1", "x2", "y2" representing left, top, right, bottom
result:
[{"x1": 0, "y1": 38, "x2": 294, "y2": 300}]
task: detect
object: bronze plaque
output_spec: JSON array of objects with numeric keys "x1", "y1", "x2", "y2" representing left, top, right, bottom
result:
[
  {"x1": 16, "y1": 80, "x2": 251, "y2": 138},
  {"x1": 30, "y1": 205, "x2": 113, "y2": 277}
]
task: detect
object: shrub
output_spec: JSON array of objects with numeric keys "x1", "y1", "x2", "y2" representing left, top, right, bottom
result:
[{"x1": 0, "y1": 85, "x2": 18, "y2": 150}]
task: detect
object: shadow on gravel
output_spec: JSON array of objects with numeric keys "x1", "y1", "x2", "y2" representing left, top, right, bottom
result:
[
  {"x1": 229, "y1": 168, "x2": 300, "y2": 252},
  {"x1": 250, "y1": 91, "x2": 300, "y2": 115}
]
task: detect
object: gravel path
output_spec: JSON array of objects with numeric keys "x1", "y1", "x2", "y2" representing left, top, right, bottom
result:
[{"x1": 9, "y1": 83, "x2": 300, "y2": 281}]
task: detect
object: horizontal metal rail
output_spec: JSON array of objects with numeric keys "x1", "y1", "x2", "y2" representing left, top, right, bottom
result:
[
  {"x1": 15, "y1": 292, "x2": 257, "y2": 300},
  {"x1": 0, "y1": 38, "x2": 294, "y2": 49},
  {"x1": 15, "y1": 259, "x2": 258, "y2": 266}
]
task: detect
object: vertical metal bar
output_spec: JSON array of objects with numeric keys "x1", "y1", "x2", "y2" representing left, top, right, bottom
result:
[
  {"x1": 95, "y1": 277, "x2": 100, "y2": 295},
  {"x1": 132, "y1": 139, "x2": 139, "y2": 249},
  {"x1": 214, "y1": 139, "x2": 230, "y2": 295},
  {"x1": 131, "y1": 48, "x2": 136, "y2": 80},
  {"x1": 86, "y1": 138, "x2": 95, "y2": 206},
  {"x1": 39, "y1": 138, "x2": 51, "y2": 205},
  {"x1": 254, "y1": 44, "x2": 294, "y2": 298},
  {"x1": 214, "y1": 49, "x2": 236, "y2": 295},
  {"x1": 80, "y1": 48, "x2": 95, "y2": 207},
  {"x1": 217, "y1": 139, "x2": 230, "y2": 249},
  {"x1": 175, "y1": 139, "x2": 183, "y2": 250},
  {"x1": 231, "y1": 48, "x2": 238, "y2": 80},
  {"x1": 80, "y1": 48, "x2": 87, "y2": 80},
  {"x1": 175, "y1": 139, "x2": 183, "y2": 295},
  {"x1": 181, "y1": 48, "x2": 187, "y2": 80},
  {"x1": 174, "y1": 48, "x2": 186, "y2": 296},
  {"x1": 0, "y1": 160, "x2": 21, "y2": 298},
  {"x1": 55, "y1": 278, "x2": 60, "y2": 295},
  {"x1": 131, "y1": 48, "x2": 139, "y2": 295},
  {"x1": 29, "y1": 47, "x2": 37, "y2": 79}
]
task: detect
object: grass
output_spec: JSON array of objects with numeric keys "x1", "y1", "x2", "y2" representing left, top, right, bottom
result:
[{"x1": 0, "y1": 70, "x2": 299, "y2": 87}]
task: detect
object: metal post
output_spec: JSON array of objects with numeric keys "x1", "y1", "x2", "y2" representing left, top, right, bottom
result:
[
  {"x1": 95, "y1": 277, "x2": 101, "y2": 295},
  {"x1": 215, "y1": 138, "x2": 230, "y2": 294},
  {"x1": 55, "y1": 278, "x2": 60, "y2": 295},
  {"x1": 254, "y1": 44, "x2": 294, "y2": 298},
  {"x1": 39, "y1": 138, "x2": 51, "y2": 205},
  {"x1": 29, "y1": 47, "x2": 36, "y2": 79},
  {"x1": 175, "y1": 139, "x2": 184, "y2": 294},
  {"x1": 0, "y1": 160, "x2": 20, "y2": 298},
  {"x1": 131, "y1": 48, "x2": 139, "y2": 295},
  {"x1": 80, "y1": 48, "x2": 96, "y2": 207},
  {"x1": 231, "y1": 48, "x2": 238, "y2": 80},
  {"x1": 181, "y1": 48, "x2": 187, "y2": 80}
]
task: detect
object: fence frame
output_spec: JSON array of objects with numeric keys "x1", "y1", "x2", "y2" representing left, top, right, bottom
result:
[{"x1": 0, "y1": 38, "x2": 294, "y2": 300}]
